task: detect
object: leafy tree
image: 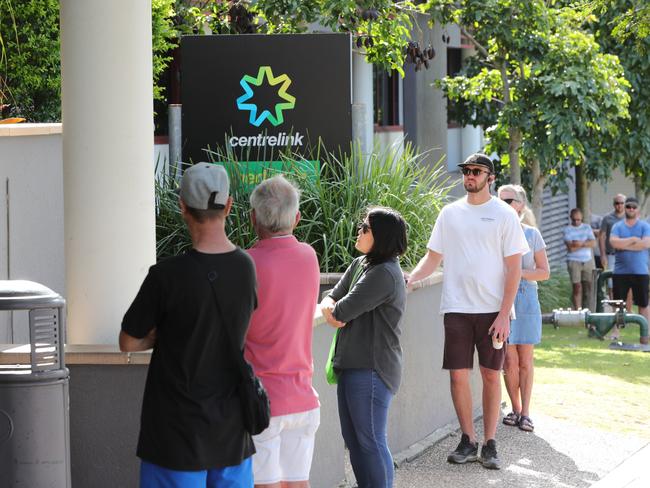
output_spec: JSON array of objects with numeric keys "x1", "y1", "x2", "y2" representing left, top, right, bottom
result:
[
  {"x1": 585, "y1": 0, "x2": 650, "y2": 43},
  {"x1": 175, "y1": 0, "x2": 419, "y2": 76},
  {"x1": 423, "y1": 1, "x2": 630, "y2": 223},
  {"x1": 586, "y1": 1, "x2": 650, "y2": 213},
  {"x1": 152, "y1": 0, "x2": 178, "y2": 102}
]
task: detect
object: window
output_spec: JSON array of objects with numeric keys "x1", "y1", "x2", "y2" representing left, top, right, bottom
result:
[{"x1": 373, "y1": 68, "x2": 401, "y2": 127}]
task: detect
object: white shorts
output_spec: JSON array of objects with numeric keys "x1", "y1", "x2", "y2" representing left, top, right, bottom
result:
[{"x1": 252, "y1": 407, "x2": 320, "y2": 484}]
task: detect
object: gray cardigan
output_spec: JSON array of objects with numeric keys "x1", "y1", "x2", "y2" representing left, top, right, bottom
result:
[{"x1": 329, "y1": 256, "x2": 406, "y2": 393}]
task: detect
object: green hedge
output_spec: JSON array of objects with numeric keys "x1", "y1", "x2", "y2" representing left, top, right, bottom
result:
[{"x1": 156, "y1": 144, "x2": 452, "y2": 272}]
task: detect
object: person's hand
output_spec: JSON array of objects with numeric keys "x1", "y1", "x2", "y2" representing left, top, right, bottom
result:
[
  {"x1": 321, "y1": 306, "x2": 345, "y2": 328},
  {"x1": 601, "y1": 256, "x2": 608, "y2": 269},
  {"x1": 403, "y1": 271, "x2": 415, "y2": 292},
  {"x1": 488, "y1": 313, "x2": 510, "y2": 342}
]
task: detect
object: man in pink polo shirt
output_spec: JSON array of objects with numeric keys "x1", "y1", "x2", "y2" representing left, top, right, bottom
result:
[{"x1": 245, "y1": 175, "x2": 320, "y2": 488}]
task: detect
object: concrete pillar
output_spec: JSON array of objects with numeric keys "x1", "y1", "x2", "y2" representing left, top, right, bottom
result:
[
  {"x1": 352, "y1": 51, "x2": 374, "y2": 157},
  {"x1": 60, "y1": 0, "x2": 155, "y2": 344}
]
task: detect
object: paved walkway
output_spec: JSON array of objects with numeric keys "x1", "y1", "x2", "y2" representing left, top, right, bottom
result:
[{"x1": 341, "y1": 410, "x2": 649, "y2": 487}]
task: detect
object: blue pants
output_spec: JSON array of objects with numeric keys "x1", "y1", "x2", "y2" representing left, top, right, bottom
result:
[
  {"x1": 140, "y1": 458, "x2": 253, "y2": 488},
  {"x1": 337, "y1": 369, "x2": 394, "y2": 488}
]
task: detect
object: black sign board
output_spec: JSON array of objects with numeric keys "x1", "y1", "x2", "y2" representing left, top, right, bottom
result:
[{"x1": 181, "y1": 33, "x2": 352, "y2": 165}]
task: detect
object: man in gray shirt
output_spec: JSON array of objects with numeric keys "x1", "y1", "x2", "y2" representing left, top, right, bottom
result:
[{"x1": 599, "y1": 194, "x2": 626, "y2": 299}]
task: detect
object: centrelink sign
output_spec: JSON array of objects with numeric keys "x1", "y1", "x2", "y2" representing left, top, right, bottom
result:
[{"x1": 181, "y1": 34, "x2": 352, "y2": 166}]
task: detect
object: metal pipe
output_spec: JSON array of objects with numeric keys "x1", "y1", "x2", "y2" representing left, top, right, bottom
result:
[
  {"x1": 544, "y1": 308, "x2": 649, "y2": 345},
  {"x1": 622, "y1": 314, "x2": 649, "y2": 344},
  {"x1": 168, "y1": 104, "x2": 182, "y2": 180}
]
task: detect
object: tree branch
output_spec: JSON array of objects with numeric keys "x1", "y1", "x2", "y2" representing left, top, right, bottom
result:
[{"x1": 460, "y1": 26, "x2": 489, "y2": 59}]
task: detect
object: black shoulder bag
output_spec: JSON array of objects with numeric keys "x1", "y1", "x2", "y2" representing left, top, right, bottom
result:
[{"x1": 201, "y1": 263, "x2": 271, "y2": 435}]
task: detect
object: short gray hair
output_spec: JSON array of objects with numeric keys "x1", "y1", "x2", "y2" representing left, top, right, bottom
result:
[{"x1": 250, "y1": 175, "x2": 300, "y2": 233}]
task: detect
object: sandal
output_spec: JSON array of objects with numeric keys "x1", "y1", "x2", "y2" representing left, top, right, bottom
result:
[
  {"x1": 518, "y1": 415, "x2": 534, "y2": 432},
  {"x1": 502, "y1": 411, "x2": 520, "y2": 426}
]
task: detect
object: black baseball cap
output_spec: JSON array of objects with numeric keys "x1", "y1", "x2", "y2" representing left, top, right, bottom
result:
[
  {"x1": 458, "y1": 153, "x2": 495, "y2": 173},
  {"x1": 625, "y1": 196, "x2": 639, "y2": 206}
]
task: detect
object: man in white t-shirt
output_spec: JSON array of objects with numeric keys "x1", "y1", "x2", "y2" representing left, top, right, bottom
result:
[{"x1": 407, "y1": 153, "x2": 528, "y2": 470}]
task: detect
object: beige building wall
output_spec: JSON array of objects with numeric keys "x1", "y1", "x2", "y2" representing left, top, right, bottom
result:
[{"x1": 589, "y1": 169, "x2": 636, "y2": 218}]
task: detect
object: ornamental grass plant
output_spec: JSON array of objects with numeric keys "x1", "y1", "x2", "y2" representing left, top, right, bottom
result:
[{"x1": 155, "y1": 142, "x2": 452, "y2": 272}]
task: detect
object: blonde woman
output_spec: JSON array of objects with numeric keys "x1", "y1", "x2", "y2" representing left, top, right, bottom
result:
[{"x1": 497, "y1": 185, "x2": 550, "y2": 432}]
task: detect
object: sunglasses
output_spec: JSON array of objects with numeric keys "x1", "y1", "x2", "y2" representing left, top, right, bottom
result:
[
  {"x1": 625, "y1": 204, "x2": 638, "y2": 210},
  {"x1": 614, "y1": 201, "x2": 625, "y2": 205},
  {"x1": 461, "y1": 167, "x2": 490, "y2": 177},
  {"x1": 501, "y1": 198, "x2": 519, "y2": 205},
  {"x1": 358, "y1": 222, "x2": 371, "y2": 234}
]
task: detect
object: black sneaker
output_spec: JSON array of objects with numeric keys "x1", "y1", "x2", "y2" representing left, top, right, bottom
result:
[
  {"x1": 479, "y1": 439, "x2": 501, "y2": 469},
  {"x1": 447, "y1": 433, "x2": 478, "y2": 464}
]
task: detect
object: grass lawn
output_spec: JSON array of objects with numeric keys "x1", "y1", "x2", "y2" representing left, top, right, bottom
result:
[{"x1": 526, "y1": 323, "x2": 650, "y2": 439}]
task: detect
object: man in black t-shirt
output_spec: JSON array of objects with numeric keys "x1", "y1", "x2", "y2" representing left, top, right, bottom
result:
[{"x1": 120, "y1": 163, "x2": 257, "y2": 488}]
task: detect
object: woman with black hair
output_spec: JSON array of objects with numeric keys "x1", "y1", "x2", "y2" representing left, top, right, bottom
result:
[{"x1": 320, "y1": 207, "x2": 408, "y2": 488}]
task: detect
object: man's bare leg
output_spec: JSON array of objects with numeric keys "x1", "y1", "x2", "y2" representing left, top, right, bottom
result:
[
  {"x1": 572, "y1": 282, "x2": 582, "y2": 309},
  {"x1": 449, "y1": 369, "x2": 476, "y2": 442},
  {"x1": 480, "y1": 366, "x2": 502, "y2": 442}
]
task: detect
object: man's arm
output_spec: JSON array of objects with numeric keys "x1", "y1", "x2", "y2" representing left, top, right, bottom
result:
[
  {"x1": 407, "y1": 250, "x2": 443, "y2": 291},
  {"x1": 489, "y1": 253, "x2": 522, "y2": 342},
  {"x1": 582, "y1": 237, "x2": 596, "y2": 248},
  {"x1": 565, "y1": 240, "x2": 582, "y2": 252},
  {"x1": 599, "y1": 228, "x2": 608, "y2": 267},
  {"x1": 626, "y1": 236, "x2": 650, "y2": 251},
  {"x1": 610, "y1": 235, "x2": 640, "y2": 250},
  {"x1": 119, "y1": 328, "x2": 156, "y2": 352}
]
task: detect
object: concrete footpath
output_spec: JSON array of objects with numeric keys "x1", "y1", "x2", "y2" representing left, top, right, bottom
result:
[{"x1": 341, "y1": 410, "x2": 649, "y2": 487}]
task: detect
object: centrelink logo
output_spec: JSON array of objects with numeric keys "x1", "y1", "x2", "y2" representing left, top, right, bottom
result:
[{"x1": 230, "y1": 66, "x2": 303, "y2": 148}]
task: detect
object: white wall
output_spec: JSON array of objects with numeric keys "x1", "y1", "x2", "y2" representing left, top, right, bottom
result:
[{"x1": 0, "y1": 129, "x2": 65, "y2": 343}]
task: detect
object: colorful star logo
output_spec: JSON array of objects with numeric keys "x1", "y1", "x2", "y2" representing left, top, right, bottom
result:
[{"x1": 236, "y1": 66, "x2": 296, "y2": 127}]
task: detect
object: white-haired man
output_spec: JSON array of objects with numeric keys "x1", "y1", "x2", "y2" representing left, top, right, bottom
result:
[{"x1": 245, "y1": 175, "x2": 321, "y2": 488}]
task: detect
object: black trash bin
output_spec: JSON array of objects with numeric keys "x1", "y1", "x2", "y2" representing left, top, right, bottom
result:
[{"x1": 0, "y1": 280, "x2": 71, "y2": 488}]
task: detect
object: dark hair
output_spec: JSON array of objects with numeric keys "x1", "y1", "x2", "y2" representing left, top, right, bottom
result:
[
  {"x1": 570, "y1": 207, "x2": 583, "y2": 217},
  {"x1": 185, "y1": 206, "x2": 225, "y2": 223},
  {"x1": 364, "y1": 207, "x2": 407, "y2": 266}
]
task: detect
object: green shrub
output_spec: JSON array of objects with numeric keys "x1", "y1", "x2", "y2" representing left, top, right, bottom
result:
[
  {"x1": 156, "y1": 143, "x2": 452, "y2": 272},
  {"x1": 0, "y1": 0, "x2": 60, "y2": 121},
  {"x1": 538, "y1": 269, "x2": 572, "y2": 313}
]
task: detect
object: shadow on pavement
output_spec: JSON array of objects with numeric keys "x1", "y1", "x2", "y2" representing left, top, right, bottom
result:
[{"x1": 393, "y1": 412, "x2": 646, "y2": 488}]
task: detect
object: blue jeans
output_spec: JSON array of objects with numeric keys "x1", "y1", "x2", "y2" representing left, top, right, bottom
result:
[{"x1": 337, "y1": 369, "x2": 394, "y2": 488}]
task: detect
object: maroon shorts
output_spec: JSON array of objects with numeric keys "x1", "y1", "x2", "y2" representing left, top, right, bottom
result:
[{"x1": 443, "y1": 312, "x2": 505, "y2": 371}]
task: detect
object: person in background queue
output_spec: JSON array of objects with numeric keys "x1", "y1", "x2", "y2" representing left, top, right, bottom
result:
[
  {"x1": 609, "y1": 197, "x2": 650, "y2": 344},
  {"x1": 563, "y1": 208, "x2": 596, "y2": 310}
]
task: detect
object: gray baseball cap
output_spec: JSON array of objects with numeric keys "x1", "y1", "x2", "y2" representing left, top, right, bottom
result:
[{"x1": 180, "y1": 163, "x2": 229, "y2": 210}]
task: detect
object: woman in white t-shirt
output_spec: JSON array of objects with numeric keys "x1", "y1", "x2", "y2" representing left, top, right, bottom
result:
[{"x1": 497, "y1": 185, "x2": 550, "y2": 433}]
